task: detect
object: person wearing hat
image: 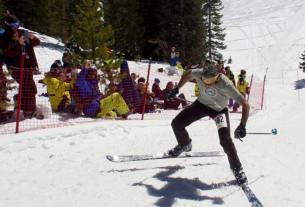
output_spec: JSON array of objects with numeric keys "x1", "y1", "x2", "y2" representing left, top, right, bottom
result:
[
  {"x1": 152, "y1": 78, "x2": 164, "y2": 100},
  {"x1": 170, "y1": 47, "x2": 176, "y2": 64},
  {"x1": 225, "y1": 66, "x2": 236, "y2": 108},
  {"x1": 216, "y1": 60, "x2": 226, "y2": 75},
  {"x1": 165, "y1": 64, "x2": 250, "y2": 187},
  {"x1": 0, "y1": 13, "x2": 43, "y2": 119},
  {"x1": 232, "y1": 70, "x2": 249, "y2": 112}
]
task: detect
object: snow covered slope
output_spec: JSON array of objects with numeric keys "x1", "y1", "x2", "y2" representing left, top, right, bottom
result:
[{"x1": 1, "y1": 0, "x2": 305, "y2": 206}]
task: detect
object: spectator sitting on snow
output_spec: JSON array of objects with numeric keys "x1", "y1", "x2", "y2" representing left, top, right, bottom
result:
[
  {"x1": 137, "y1": 77, "x2": 145, "y2": 84},
  {"x1": 162, "y1": 81, "x2": 187, "y2": 110},
  {"x1": 76, "y1": 67, "x2": 132, "y2": 119},
  {"x1": 117, "y1": 60, "x2": 141, "y2": 110},
  {"x1": 43, "y1": 68, "x2": 77, "y2": 113},
  {"x1": 135, "y1": 82, "x2": 155, "y2": 113},
  {"x1": 50, "y1": 59, "x2": 62, "y2": 70},
  {"x1": 152, "y1": 78, "x2": 164, "y2": 100},
  {"x1": 130, "y1": 73, "x2": 139, "y2": 85}
]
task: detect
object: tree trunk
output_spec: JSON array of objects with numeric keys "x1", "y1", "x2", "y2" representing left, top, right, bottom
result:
[{"x1": 180, "y1": 0, "x2": 185, "y2": 62}]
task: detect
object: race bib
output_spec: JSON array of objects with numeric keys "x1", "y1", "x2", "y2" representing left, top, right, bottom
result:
[{"x1": 213, "y1": 114, "x2": 227, "y2": 130}]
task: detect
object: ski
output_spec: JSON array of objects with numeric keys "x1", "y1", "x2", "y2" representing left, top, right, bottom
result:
[
  {"x1": 241, "y1": 184, "x2": 264, "y2": 207},
  {"x1": 106, "y1": 151, "x2": 224, "y2": 162}
]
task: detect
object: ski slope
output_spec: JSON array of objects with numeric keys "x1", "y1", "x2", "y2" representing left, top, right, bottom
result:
[{"x1": 1, "y1": 0, "x2": 305, "y2": 206}]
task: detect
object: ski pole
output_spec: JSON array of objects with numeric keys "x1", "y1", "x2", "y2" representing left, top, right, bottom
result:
[
  {"x1": 248, "y1": 128, "x2": 277, "y2": 135},
  {"x1": 174, "y1": 96, "x2": 193, "y2": 104}
]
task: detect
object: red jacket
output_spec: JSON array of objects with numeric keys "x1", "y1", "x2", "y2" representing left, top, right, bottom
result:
[
  {"x1": 152, "y1": 83, "x2": 164, "y2": 99},
  {"x1": 0, "y1": 29, "x2": 40, "y2": 70}
]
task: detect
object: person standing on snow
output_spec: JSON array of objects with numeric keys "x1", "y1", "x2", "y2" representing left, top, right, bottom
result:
[
  {"x1": 170, "y1": 46, "x2": 176, "y2": 64},
  {"x1": 165, "y1": 64, "x2": 250, "y2": 186},
  {"x1": 225, "y1": 66, "x2": 236, "y2": 108},
  {"x1": 0, "y1": 14, "x2": 43, "y2": 119}
]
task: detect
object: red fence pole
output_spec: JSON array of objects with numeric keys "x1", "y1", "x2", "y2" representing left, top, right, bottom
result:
[
  {"x1": 141, "y1": 58, "x2": 152, "y2": 120},
  {"x1": 261, "y1": 68, "x2": 268, "y2": 110},
  {"x1": 247, "y1": 74, "x2": 253, "y2": 102},
  {"x1": 16, "y1": 44, "x2": 26, "y2": 133}
]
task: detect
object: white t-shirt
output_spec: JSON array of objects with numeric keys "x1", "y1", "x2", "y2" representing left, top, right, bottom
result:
[{"x1": 191, "y1": 69, "x2": 244, "y2": 111}]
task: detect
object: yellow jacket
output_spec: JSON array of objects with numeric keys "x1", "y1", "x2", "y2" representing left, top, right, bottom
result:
[
  {"x1": 195, "y1": 83, "x2": 199, "y2": 96},
  {"x1": 237, "y1": 81, "x2": 249, "y2": 94},
  {"x1": 43, "y1": 74, "x2": 76, "y2": 110}
]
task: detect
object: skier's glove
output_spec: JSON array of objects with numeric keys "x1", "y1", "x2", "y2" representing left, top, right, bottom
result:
[
  {"x1": 234, "y1": 123, "x2": 246, "y2": 139},
  {"x1": 166, "y1": 88, "x2": 179, "y2": 101}
]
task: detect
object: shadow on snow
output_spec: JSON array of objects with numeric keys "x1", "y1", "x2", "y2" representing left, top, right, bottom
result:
[
  {"x1": 132, "y1": 165, "x2": 237, "y2": 207},
  {"x1": 294, "y1": 79, "x2": 305, "y2": 90}
]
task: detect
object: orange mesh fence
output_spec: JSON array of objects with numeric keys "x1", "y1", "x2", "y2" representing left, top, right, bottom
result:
[
  {"x1": 0, "y1": 63, "x2": 199, "y2": 135},
  {"x1": 248, "y1": 80, "x2": 264, "y2": 110}
]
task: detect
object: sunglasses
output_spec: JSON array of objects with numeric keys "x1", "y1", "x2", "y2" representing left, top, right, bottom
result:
[
  {"x1": 201, "y1": 73, "x2": 220, "y2": 85},
  {"x1": 5, "y1": 20, "x2": 20, "y2": 28}
]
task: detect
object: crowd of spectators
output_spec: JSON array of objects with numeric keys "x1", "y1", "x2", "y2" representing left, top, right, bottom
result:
[{"x1": 1, "y1": 12, "x2": 250, "y2": 125}]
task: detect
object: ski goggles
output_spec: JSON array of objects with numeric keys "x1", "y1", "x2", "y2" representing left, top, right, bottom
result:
[
  {"x1": 5, "y1": 20, "x2": 20, "y2": 28},
  {"x1": 201, "y1": 73, "x2": 220, "y2": 85}
]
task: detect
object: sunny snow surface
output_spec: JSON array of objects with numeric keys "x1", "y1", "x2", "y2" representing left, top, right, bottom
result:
[{"x1": 1, "y1": 0, "x2": 305, "y2": 206}]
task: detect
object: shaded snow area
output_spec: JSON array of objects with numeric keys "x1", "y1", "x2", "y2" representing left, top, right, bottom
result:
[{"x1": 1, "y1": 0, "x2": 305, "y2": 206}]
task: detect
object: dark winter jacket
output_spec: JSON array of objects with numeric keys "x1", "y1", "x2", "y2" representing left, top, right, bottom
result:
[
  {"x1": 0, "y1": 29, "x2": 40, "y2": 70},
  {"x1": 117, "y1": 60, "x2": 141, "y2": 107},
  {"x1": 152, "y1": 83, "x2": 164, "y2": 100},
  {"x1": 76, "y1": 69, "x2": 101, "y2": 117}
]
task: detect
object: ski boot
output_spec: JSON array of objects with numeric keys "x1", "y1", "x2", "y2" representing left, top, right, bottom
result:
[
  {"x1": 166, "y1": 139, "x2": 192, "y2": 157},
  {"x1": 232, "y1": 167, "x2": 248, "y2": 186}
]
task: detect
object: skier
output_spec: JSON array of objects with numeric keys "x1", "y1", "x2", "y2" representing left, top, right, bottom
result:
[{"x1": 166, "y1": 64, "x2": 250, "y2": 186}]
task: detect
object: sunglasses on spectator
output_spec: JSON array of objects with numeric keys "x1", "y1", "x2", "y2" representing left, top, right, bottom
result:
[
  {"x1": 201, "y1": 73, "x2": 220, "y2": 85},
  {"x1": 5, "y1": 20, "x2": 20, "y2": 28}
]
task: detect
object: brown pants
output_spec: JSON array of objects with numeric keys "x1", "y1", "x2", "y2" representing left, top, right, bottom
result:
[{"x1": 171, "y1": 100, "x2": 242, "y2": 169}]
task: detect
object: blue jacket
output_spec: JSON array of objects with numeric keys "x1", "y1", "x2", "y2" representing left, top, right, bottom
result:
[
  {"x1": 76, "y1": 69, "x2": 101, "y2": 117},
  {"x1": 172, "y1": 56, "x2": 179, "y2": 66}
]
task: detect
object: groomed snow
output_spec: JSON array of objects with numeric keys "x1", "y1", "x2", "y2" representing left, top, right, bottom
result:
[{"x1": 1, "y1": 0, "x2": 305, "y2": 206}]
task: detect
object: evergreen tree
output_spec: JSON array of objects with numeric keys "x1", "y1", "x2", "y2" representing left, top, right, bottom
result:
[
  {"x1": 202, "y1": 0, "x2": 227, "y2": 62},
  {"x1": 102, "y1": 0, "x2": 144, "y2": 56},
  {"x1": 70, "y1": 0, "x2": 125, "y2": 95},
  {"x1": 299, "y1": 50, "x2": 305, "y2": 72},
  {"x1": 157, "y1": 0, "x2": 206, "y2": 66},
  {"x1": 0, "y1": 0, "x2": 7, "y2": 24},
  {"x1": 3, "y1": 0, "x2": 61, "y2": 36},
  {"x1": 138, "y1": 0, "x2": 161, "y2": 59}
]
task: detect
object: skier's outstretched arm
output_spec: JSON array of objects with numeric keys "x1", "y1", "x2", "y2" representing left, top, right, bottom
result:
[
  {"x1": 238, "y1": 98, "x2": 250, "y2": 125},
  {"x1": 176, "y1": 70, "x2": 192, "y2": 90}
]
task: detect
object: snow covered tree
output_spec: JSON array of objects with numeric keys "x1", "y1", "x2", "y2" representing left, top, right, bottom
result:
[
  {"x1": 70, "y1": 0, "x2": 125, "y2": 95},
  {"x1": 202, "y1": 0, "x2": 227, "y2": 61},
  {"x1": 299, "y1": 50, "x2": 305, "y2": 72}
]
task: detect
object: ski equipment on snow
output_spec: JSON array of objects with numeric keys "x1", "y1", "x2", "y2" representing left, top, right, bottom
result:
[
  {"x1": 106, "y1": 151, "x2": 224, "y2": 162},
  {"x1": 241, "y1": 184, "x2": 264, "y2": 207}
]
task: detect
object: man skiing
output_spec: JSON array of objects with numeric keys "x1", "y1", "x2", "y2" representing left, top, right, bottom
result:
[{"x1": 166, "y1": 64, "x2": 250, "y2": 186}]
